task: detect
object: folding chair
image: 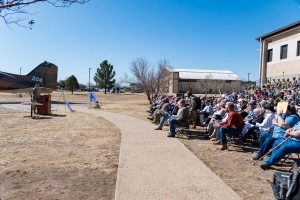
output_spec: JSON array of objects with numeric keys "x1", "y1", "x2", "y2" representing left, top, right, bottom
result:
[
  {"x1": 226, "y1": 125, "x2": 245, "y2": 151},
  {"x1": 175, "y1": 119, "x2": 191, "y2": 138}
]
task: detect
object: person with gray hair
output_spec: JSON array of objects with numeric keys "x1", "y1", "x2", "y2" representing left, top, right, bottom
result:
[
  {"x1": 242, "y1": 107, "x2": 265, "y2": 143},
  {"x1": 167, "y1": 99, "x2": 190, "y2": 137}
]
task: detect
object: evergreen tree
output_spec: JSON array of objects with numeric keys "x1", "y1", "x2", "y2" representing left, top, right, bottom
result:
[
  {"x1": 94, "y1": 60, "x2": 116, "y2": 94},
  {"x1": 57, "y1": 79, "x2": 66, "y2": 89},
  {"x1": 65, "y1": 75, "x2": 79, "y2": 94}
]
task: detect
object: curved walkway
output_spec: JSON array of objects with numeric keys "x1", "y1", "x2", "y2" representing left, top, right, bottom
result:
[{"x1": 69, "y1": 106, "x2": 241, "y2": 200}]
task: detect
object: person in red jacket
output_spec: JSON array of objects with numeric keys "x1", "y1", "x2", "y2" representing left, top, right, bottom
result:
[{"x1": 213, "y1": 102, "x2": 244, "y2": 150}]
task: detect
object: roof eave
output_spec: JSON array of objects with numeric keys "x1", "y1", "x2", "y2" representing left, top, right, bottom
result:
[{"x1": 256, "y1": 20, "x2": 300, "y2": 41}]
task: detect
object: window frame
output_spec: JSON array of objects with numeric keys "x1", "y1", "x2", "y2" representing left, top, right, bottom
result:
[
  {"x1": 297, "y1": 41, "x2": 300, "y2": 56},
  {"x1": 267, "y1": 49, "x2": 273, "y2": 62},
  {"x1": 280, "y1": 44, "x2": 288, "y2": 59}
]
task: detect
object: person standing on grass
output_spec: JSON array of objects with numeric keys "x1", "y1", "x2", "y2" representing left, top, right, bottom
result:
[{"x1": 32, "y1": 84, "x2": 40, "y2": 114}]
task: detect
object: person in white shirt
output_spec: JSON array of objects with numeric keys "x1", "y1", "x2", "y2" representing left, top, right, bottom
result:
[
  {"x1": 198, "y1": 100, "x2": 214, "y2": 126},
  {"x1": 256, "y1": 105, "x2": 276, "y2": 132},
  {"x1": 250, "y1": 105, "x2": 276, "y2": 145}
]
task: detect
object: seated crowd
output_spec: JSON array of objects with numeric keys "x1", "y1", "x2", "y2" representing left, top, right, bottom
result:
[{"x1": 146, "y1": 81, "x2": 300, "y2": 170}]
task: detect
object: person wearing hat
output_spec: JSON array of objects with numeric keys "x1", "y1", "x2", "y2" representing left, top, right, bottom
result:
[
  {"x1": 282, "y1": 79, "x2": 287, "y2": 90},
  {"x1": 271, "y1": 79, "x2": 277, "y2": 88},
  {"x1": 292, "y1": 77, "x2": 297, "y2": 87},
  {"x1": 186, "y1": 91, "x2": 197, "y2": 129},
  {"x1": 277, "y1": 79, "x2": 282, "y2": 89},
  {"x1": 286, "y1": 78, "x2": 292, "y2": 89}
]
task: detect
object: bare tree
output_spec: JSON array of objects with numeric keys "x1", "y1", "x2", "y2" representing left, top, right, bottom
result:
[
  {"x1": 215, "y1": 79, "x2": 225, "y2": 95},
  {"x1": 156, "y1": 58, "x2": 172, "y2": 94},
  {"x1": 197, "y1": 73, "x2": 213, "y2": 94},
  {"x1": 130, "y1": 57, "x2": 155, "y2": 103},
  {"x1": 0, "y1": 0, "x2": 90, "y2": 28}
]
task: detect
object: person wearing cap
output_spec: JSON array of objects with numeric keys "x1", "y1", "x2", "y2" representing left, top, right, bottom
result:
[
  {"x1": 186, "y1": 91, "x2": 197, "y2": 129},
  {"x1": 32, "y1": 84, "x2": 40, "y2": 114},
  {"x1": 253, "y1": 105, "x2": 300, "y2": 161},
  {"x1": 271, "y1": 79, "x2": 276, "y2": 88}
]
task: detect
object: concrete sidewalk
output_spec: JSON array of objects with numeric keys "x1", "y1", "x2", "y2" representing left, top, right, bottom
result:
[{"x1": 69, "y1": 106, "x2": 241, "y2": 200}]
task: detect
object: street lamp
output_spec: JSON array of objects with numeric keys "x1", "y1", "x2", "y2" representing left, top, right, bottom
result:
[
  {"x1": 89, "y1": 68, "x2": 91, "y2": 90},
  {"x1": 248, "y1": 73, "x2": 250, "y2": 82},
  {"x1": 20, "y1": 68, "x2": 21, "y2": 75}
]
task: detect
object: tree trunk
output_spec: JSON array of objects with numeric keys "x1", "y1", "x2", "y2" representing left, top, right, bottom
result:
[{"x1": 146, "y1": 90, "x2": 151, "y2": 104}]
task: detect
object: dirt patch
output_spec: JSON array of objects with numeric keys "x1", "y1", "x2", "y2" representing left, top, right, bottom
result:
[
  {"x1": 0, "y1": 92, "x2": 292, "y2": 199},
  {"x1": 0, "y1": 110, "x2": 120, "y2": 200}
]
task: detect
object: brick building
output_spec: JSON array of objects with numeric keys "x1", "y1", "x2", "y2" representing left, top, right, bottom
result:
[
  {"x1": 164, "y1": 68, "x2": 242, "y2": 94},
  {"x1": 256, "y1": 20, "x2": 300, "y2": 86}
]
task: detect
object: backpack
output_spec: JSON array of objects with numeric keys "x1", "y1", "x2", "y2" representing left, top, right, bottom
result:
[
  {"x1": 271, "y1": 171, "x2": 300, "y2": 200},
  {"x1": 195, "y1": 97, "x2": 201, "y2": 110}
]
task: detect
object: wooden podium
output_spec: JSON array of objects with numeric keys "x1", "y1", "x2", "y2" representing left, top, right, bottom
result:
[{"x1": 38, "y1": 95, "x2": 51, "y2": 115}]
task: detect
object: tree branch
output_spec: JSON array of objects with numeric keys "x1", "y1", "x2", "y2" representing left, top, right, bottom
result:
[{"x1": 0, "y1": 0, "x2": 90, "y2": 28}]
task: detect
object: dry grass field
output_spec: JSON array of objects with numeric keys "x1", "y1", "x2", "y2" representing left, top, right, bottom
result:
[
  {"x1": 0, "y1": 91, "x2": 295, "y2": 199},
  {"x1": 0, "y1": 93, "x2": 120, "y2": 199}
]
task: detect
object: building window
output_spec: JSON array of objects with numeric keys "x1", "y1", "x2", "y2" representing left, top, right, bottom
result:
[
  {"x1": 280, "y1": 44, "x2": 288, "y2": 59},
  {"x1": 297, "y1": 41, "x2": 300, "y2": 56},
  {"x1": 267, "y1": 49, "x2": 273, "y2": 62}
]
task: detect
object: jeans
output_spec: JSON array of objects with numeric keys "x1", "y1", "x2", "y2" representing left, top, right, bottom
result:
[
  {"x1": 216, "y1": 127, "x2": 241, "y2": 145},
  {"x1": 169, "y1": 118, "x2": 180, "y2": 136},
  {"x1": 265, "y1": 139, "x2": 300, "y2": 166},
  {"x1": 257, "y1": 132, "x2": 281, "y2": 157},
  {"x1": 158, "y1": 113, "x2": 171, "y2": 129}
]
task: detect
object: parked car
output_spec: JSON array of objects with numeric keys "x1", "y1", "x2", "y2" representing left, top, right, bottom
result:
[
  {"x1": 77, "y1": 88, "x2": 85, "y2": 91},
  {"x1": 57, "y1": 88, "x2": 68, "y2": 92},
  {"x1": 131, "y1": 90, "x2": 141, "y2": 93},
  {"x1": 119, "y1": 88, "x2": 125, "y2": 93}
]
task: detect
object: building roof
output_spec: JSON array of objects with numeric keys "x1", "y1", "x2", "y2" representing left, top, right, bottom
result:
[
  {"x1": 256, "y1": 20, "x2": 300, "y2": 41},
  {"x1": 167, "y1": 68, "x2": 241, "y2": 81}
]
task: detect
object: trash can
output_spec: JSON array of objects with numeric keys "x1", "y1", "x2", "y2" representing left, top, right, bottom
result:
[{"x1": 38, "y1": 95, "x2": 51, "y2": 115}]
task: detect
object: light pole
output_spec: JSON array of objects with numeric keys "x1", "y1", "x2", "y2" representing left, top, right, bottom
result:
[
  {"x1": 248, "y1": 73, "x2": 250, "y2": 82},
  {"x1": 89, "y1": 68, "x2": 91, "y2": 90},
  {"x1": 20, "y1": 68, "x2": 21, "y2": 75}
]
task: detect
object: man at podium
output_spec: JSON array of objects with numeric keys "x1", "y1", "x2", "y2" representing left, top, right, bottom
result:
[{"x1": 32, "y1": 84, "x2": 40, "y2": 114}]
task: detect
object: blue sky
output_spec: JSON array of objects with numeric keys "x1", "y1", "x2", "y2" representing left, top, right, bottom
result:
[{"x1": 1, "y1": 0, "x2": 300, "y2": 86}]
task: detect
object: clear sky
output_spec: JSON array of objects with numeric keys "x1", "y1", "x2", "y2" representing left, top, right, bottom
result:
[{"x1": 1, "y1": 0, "x2": 300, "y2": 86}]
